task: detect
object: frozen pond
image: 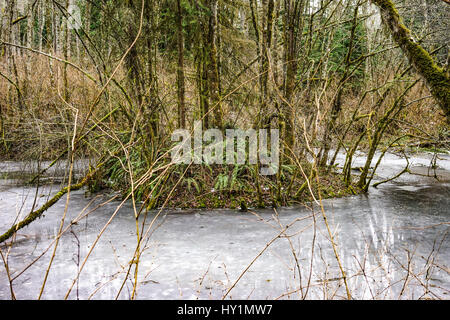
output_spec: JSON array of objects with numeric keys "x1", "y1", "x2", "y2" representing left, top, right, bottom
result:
[{"x1": 0, "y1": 152, "x2": 449, "y2": 299}]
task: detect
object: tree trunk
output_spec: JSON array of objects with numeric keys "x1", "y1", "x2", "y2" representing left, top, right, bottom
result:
[
  {"x1": 206, "y1": 0, "x2": 222, "y2": 129},
  {"x1": 282, "y1": 0, "x2": 303, "y2": 153},
  {"x1": 256, "y1": 0, "x2": 274, "y2": 130},
  {"x1": 63, "y1": 0, "x2": 70, "y2": 101},
  {"x1": 372, "y1": 0, "x2": 450, "y2": 123},
  {"x1": 176, "y1": 0, "x2": 186, "y2": 129}
]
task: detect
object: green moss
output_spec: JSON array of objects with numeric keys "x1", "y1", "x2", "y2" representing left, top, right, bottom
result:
[
  {"x1": 373, "y1": 0, "x2": 450, "y2": 122},
  {"x1": 0, "y1": 170, "x2": 95, "y2": 244},
  {"x1": 414, "y1": 146, "x2": 449, "y2": 154}
]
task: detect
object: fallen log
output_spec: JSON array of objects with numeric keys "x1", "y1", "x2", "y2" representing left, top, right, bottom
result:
[{"x1": 0, "y1": 164, "x2": 103, "y2": 244}]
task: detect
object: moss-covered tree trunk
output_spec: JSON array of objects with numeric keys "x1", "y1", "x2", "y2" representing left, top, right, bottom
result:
[
  {"x1": 281, "y1": 0, "x2": 300, "y2": 153},
  {"x1": 372, "y1": 0, "x2": 450, "y2": 123},
  {"x1": 205, "y1": 0, "x2": 222, "y2": 129},
  {"x1": 260, "y1": 0, "x2": 274, "y2": 116},
  {"x1": 176, "y1": 0, "x2": 186, "y2": 129}
]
